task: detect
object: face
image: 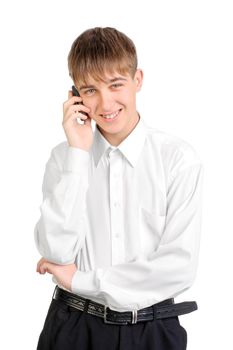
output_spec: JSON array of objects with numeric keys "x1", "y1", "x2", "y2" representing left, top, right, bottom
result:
[{"x1": 76, "y1": 69, "x2": 143, "y2": 146}]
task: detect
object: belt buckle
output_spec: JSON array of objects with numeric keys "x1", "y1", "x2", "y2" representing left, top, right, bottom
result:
[
  {"x1": 104, "y1": 305, "x2": 128, "y2": 325},
  {"x1": 103, "y1": 306, "x2": 137, "y2": 325}
]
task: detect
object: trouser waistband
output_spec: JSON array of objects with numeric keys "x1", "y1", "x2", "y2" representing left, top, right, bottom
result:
[{"x1": 52, "y1": 286, "x2": 198, "y2": 325}]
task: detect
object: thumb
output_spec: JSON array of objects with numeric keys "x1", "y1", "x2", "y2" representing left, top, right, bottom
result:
[{"x1": 68, "y1": 90, "x2": 73, "y2": 99}]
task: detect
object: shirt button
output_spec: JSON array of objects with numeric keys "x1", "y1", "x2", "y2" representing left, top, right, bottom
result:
[
  {"x1": 114, "y1": 201, "x2": 119, "y2": 207},
  {"x1": 115, "y1": 233, "x2": 120, "y2": 238}
]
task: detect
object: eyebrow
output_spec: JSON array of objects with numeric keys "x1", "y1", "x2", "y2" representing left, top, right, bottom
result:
[{"x1": 79, "y1": 77, "x2": 127, "y2": 91}]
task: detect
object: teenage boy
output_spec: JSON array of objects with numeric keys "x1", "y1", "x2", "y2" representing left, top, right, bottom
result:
[{"x1": 35, "y1": 27, "x2": 203, "y2": 350}]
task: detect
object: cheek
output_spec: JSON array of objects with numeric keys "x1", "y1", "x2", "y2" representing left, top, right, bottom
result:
[
  {"x1": 116, "y1": 94, "x2": 130, "y2": 107},
  {"x1": 83, "y1": 100, "x2": 96, "y2": 116},
  {"x1": 122, "y1": 92, "x2": 135, "y2": 107}
]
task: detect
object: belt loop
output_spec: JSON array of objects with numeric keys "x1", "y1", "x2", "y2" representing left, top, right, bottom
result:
[
  {"x1": 152, "y1": 303, "x2": 157, "y2": 321},
  {"x1": 52, "y1": 285, "x2": 58, "y2": 300},
  {"x1": 131, "y1": 309, "x2": 138, "y2": 324},
  {"x1": 83, "y1": 299, "x2": 90, "y2": 313}
]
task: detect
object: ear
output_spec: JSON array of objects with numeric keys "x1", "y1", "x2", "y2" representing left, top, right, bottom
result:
[{"x1": 134, "y1": 69, "x2": 143, "y2": 92}]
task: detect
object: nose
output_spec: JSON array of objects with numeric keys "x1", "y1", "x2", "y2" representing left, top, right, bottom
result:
[{"x1": 98, "y1": 90, "x2": 115, "y2": 113}]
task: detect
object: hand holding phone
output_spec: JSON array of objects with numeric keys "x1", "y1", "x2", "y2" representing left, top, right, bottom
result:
[
  {"x1": 62, "y1": 86, "x2": 93, "y2": 151},
  {"x1": 71, "y1": 85, "x2": 88, "y2": 117}
]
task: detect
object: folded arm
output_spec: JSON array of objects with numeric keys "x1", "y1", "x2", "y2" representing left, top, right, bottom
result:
[{"x1": 70, "y1": 161, "x2": 204, "y2": 312}]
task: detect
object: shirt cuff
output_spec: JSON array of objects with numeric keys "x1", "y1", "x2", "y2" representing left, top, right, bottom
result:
[
  {"x1": 71, "y1": 269, "x2": 104, "y2": 295},
  {"x1": 63, "y1": 146, "x2": 90, "y2": 173}
]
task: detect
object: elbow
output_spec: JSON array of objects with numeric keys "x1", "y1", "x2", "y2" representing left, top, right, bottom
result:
[
  {"x1": 34, "y1": 225, "x2": 82, "y2": 265},
  {"x1": 180, "y1": 258, "x2": 198, "y2": 291},
  {"x1": 37, "y1": 245, "x2": 77, "y2": 265}
]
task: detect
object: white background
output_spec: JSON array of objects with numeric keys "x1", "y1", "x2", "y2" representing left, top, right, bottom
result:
[{"x1": 0, "y1": 0, "x2": 232, "y2": 349}]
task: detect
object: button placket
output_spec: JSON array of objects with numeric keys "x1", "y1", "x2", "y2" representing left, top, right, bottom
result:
[{"x1": 109, "y1": 150, "x2": 125, "y2": 264}]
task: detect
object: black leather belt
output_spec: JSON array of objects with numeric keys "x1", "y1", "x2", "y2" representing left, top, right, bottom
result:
[{"x1": 53, "y1": 285, "x2": 197, "y2": 325}]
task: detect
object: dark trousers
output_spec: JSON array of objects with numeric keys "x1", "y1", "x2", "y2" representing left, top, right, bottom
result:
[{"x1": 37, "y1": 298, "x2": 187, "y2": 350}]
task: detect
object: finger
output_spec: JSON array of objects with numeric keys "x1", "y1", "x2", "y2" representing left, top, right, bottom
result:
[
  {"x1": 69, "y1": 104, "x2": 91, "y2": 114},
  {"x1": 64, "y1": 112, "x2": 89, "y2": 127},
  {"x1": 37, "y1": 262, "x2": 45, "y2": 274},
  {"x1": 64, "y1": 107, "x2": 91, "y2": 124},
  {"x1": 37, "y1": 258, "x2": 50, "y2": 273},
  {"x1": 36, "y1": 257, "x2": 45, "y2": 272},
  {"x1": 39, "y1": 262, "x2": 50, "y2": 274},
  {"x1": 63, "y1": 96, "x2": 83, "y2": 115},
  {"x1": 65, "y1": 95, "x2": 82, "y2": 106},
  {"x1": 84, "y1": 114, "x2": 92, "y2": 127}
]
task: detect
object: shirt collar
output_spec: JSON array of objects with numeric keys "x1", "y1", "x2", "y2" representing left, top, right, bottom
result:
[{"x1": 91, "y1": 114, "x2": 147, "y2": 168}]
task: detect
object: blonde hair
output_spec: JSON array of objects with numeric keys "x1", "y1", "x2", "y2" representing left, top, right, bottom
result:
[{"x1": 68, "y1": 27, "x2": 138, "y2": 86}]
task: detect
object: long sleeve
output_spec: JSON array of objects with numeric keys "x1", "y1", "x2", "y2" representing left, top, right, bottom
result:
[
  {"x1": 34, "y1": 144, "x2": 90, "y2": 265},
  {"x1": 71, "y1": 157, "x2": 204, "y2": 312}
]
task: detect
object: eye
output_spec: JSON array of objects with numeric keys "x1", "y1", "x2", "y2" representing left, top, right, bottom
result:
[
  {"x1": 111, "y1": 83, "x2": 123, "y2": 89},
  {"x1": 84, "y1": 88, "x2": 96, "y2": 95}
]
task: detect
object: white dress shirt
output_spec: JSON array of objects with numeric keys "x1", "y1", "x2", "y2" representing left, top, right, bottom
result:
[{"x1": 34, "y1": 115, "x2": 204, "y2": 312}]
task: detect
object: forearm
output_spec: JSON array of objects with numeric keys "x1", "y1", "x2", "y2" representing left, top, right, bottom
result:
[{"x1": 34, "y1": 145, "x2": 90, "y2": 264}]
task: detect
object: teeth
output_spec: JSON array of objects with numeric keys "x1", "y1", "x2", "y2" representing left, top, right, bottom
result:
[{"x1": 103, "y1": 110, "x2": 119, "y2": 119}]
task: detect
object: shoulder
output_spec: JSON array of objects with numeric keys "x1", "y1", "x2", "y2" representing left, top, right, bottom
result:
[
  {"x1": 144, "y1": 123, "x2": 203, "y2": 173},
  {"x1": 51, "y1": 140, "x2": 69, "y2": 156}
]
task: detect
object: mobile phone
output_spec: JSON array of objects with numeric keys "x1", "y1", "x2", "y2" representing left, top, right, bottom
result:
[{"x1": 71, "y1": 85, "x2": 88, "y2": 116}]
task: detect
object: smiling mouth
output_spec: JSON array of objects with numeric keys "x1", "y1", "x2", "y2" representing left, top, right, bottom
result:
[{"x1": 101, "y1": 109, "x2": 122, "y2": 120}]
